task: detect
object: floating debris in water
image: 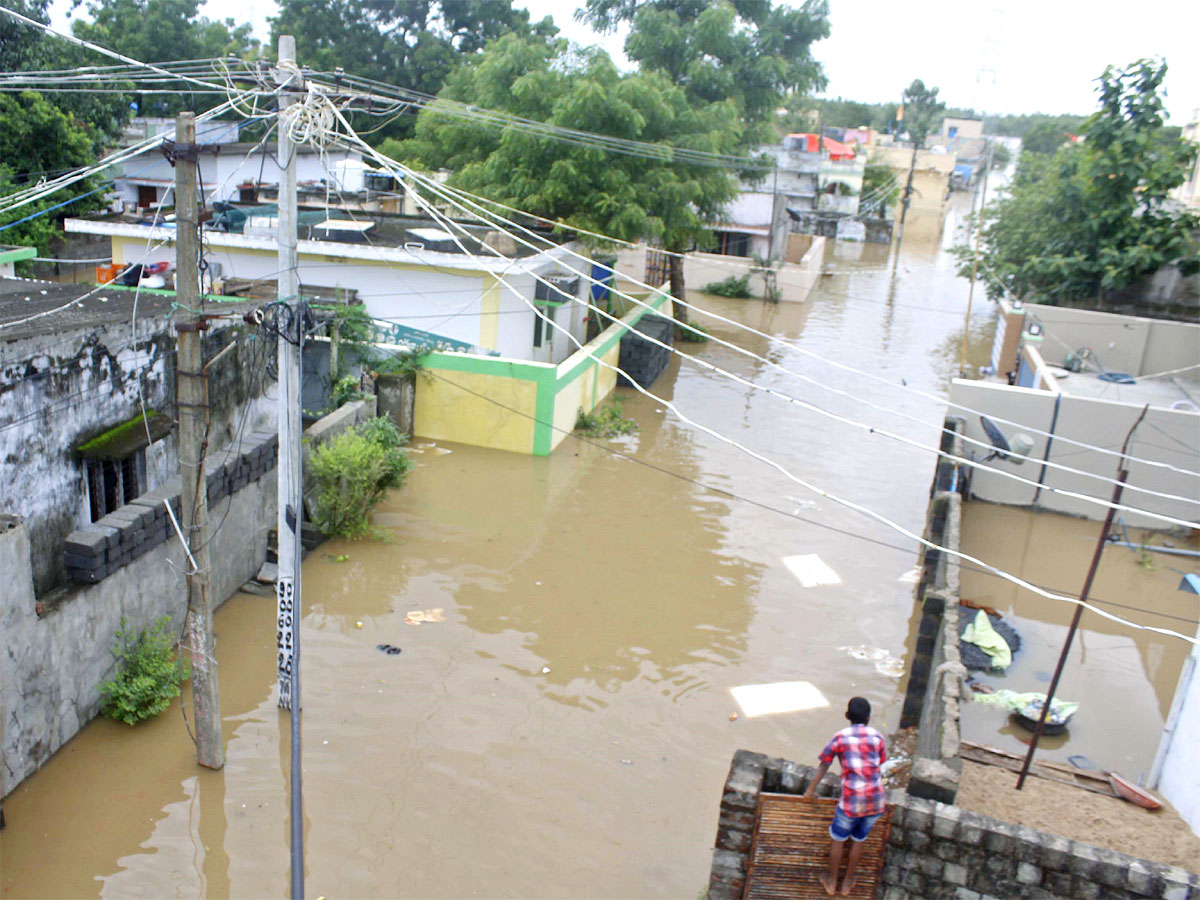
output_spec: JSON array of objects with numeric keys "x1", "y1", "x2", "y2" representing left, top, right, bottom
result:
[
  {"x1": 787, "y1": 496, "x2": 820, "y2": 511},
  {"x1": 355, "y1": 621, "x2": 363, "y2": 629},
  {"x1": 404, "y1": 608, "x2": 445, "y2": 626},
  {"x1": 839, "y1": 645, "x2": 905, "y2": 678},
  {"x1": 898, "y1": 567, "x2": 923, "y2": 584},
  {"x1": 376, "y1": 644, "x2": 402, "y2": 656},
  {"x1": 730, "y1": 681, "x2": 829, "y2": 717},
  {"x1": 782, "y1": 554, "x2": 841, "y2": 587},
  {"x1": 327, "y1": 553, "x2": 350, "y2": 563},
  {"x1": 541, "y1": 666, "x2": 551, "y2": 674}
]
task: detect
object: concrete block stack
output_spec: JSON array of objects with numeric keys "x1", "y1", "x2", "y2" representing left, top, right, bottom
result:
[{"x1": 63, "y1": 432, "x2": 278, "y2": 585}]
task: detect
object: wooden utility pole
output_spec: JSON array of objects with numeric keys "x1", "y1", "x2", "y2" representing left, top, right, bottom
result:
[
  {"x1": 275, "y1": 34, "x2": 306, "y2": 900},
  {"x1": 891, "y1": 141, "x2": 919, "y2": 269},
  {"x1": 174, "y1": 111, "x2": 224, "y2": 770},
  {"x1": 1015, "y1": 407, "x2": 1148, "y2": 790}
]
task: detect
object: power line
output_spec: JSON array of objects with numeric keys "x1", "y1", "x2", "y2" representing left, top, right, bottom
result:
[
  {"x1": 425, "y1": 370, "x2": 1199, "y2": 629},
  {"x1": 349, "y1": 139, "x2": 1200, "y2": 520},
  {"x1": 385, "y1": 150, "x2": 1198, "y2": 646}
]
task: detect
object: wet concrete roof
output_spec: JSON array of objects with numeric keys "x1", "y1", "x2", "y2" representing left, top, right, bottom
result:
[{"x1": 0, "y1": 278, "x2": 256, "y2": 343}]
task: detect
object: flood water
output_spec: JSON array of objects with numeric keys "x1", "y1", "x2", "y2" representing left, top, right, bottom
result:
[
  {"x1": 3, "y1": 205, "x2": 1022, "y2": 899},
  {"x1": 958, "y1": 503, "x2": 1198, "y2": 778}
]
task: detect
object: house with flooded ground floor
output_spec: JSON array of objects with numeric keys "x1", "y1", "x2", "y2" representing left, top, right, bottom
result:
[{"x1": 65, "y1": 208, "x2": 675, "y2": 455}]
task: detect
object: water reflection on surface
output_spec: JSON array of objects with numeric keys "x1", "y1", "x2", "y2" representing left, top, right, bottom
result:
[{"x1": 2, "y1": 210, "x2": 1016, "y2": 899}]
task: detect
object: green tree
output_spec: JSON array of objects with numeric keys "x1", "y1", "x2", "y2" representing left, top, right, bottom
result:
[
  {"x1": 962, "y1": 60, "x2": 1199, "y2": 305},
  {"x1": 1021, "y1": 120, "x2": 1075, "y2": 155},
  {"x1": 69, "y1": 0, "x2": 260, "y2": 117},
  {"x1": 271, "y1": 0, "x2": 557, "y2": 140},
  {"x1": 860, "y1": 155, "x2": 899, "y2": 214},
  {"x1": 0, "y1": 91, "x2": 114, "y2": 250},
  {"x1": 402, "y1": 36, "x2": 752, "y2": 325},
  {"x1": 989, "y1": 142, "x2": 1012, "y2": 170},
  {"x1": 899, "y1": 78, "x2": 944, "y2": 147},
  {"x1": 580, "y1": 0, "x2": 829, "y2": 305}
]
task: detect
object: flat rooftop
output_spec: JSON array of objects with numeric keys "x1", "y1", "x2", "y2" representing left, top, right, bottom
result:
[
  {"x1": 68, "y1": 206, "x2": 569, "y2": 262},
  {"x1": 1051, "y1": 368, "x2": 1200, "y2": 410},
  {"x1": 0, "y1": 278, "x2": 256, "y2": 344}
]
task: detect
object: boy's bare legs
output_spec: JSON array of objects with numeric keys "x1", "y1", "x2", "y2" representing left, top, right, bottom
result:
[
  {"x1": 819, "y1": 838, "x2": 845, "y2": 895},
  {"x1": 840, "y1": 839, "x2": 866, "y2": 895}
]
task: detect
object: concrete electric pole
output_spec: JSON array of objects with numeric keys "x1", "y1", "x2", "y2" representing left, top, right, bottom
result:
[
  {"x1": 275, "y1": 34, "x2": 306, "y2": 900},
  {"x1": 173, "y1": 111, "x2": 225, "y2": 770}
]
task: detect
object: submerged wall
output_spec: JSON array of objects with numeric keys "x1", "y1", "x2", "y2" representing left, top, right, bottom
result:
[
  {"x1": 414, "y1": 290, "x2": 670, "y2": 455},
  {"x1": 0, "y1": 439, "x2": 275, "y2": 798}
]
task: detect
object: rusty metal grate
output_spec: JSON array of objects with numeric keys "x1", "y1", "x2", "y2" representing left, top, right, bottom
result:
[{"x1": 743, "y1": 794, "x2": 892, "y2": 900}]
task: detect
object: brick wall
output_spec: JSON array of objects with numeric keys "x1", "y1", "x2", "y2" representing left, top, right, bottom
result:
[{"x1": 708, "y1": 751, "x2": 1199, "y2": 900}]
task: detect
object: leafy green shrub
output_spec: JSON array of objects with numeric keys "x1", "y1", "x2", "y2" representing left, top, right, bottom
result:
[
  {"x1": 576, "y1": 400, "x2": 640, "y2": 438},
  {"x1": 678, "y1": 322, "x2": 710, "y2": 343},
  {"x1": 310, "y1": 418, "x2": 413, "y2": 539},
  {"x1": 331, "y1": 375, "x2": 367, "y2": 409},
  {"x1": 371, "y1": 347, "x2": 429, "y2": 379},
  {"x1": 701, "y1": 274, "x2": 752, "y2": 298},
  {"x1": 99, "y1": 616, "x2": 190, "y2": 726}
]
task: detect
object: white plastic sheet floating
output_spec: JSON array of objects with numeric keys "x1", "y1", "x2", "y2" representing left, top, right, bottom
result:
[
  {"x1": 898, "y1": 566, "x2": 923, "y2": 584},
  {"x1": 730, "y1": 681, "x2": 829, "y2": 717},
  {"x1": 783, "y1": 554, "x2": 841, "y2": 587}
]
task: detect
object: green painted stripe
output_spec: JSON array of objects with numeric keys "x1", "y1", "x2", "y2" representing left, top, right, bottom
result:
[
  {"x1": 424, "y1": 352, "x2": 551, "y2": 381},
  {"x1": 532, "y1": 365, "x2": 557, "y2": 456},
  {"x1": 0, "y1": 246, "x2": 37, "y2": 264}
]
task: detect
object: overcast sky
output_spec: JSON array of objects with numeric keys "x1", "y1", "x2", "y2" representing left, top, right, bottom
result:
[{"x1": 49, "y1": 0, "x2": 1200, "y2": 124}]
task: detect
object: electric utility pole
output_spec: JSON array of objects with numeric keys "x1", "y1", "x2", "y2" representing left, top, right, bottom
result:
[
  {"x1": 892, "y1": 141, "x2": 919, "y2": 269},
  {"x1": 174, "y1": 111, "x2": 224, "y2": 769},
  {"x1": 274, "y1": 34, "x2": 305, "y2": 900}
]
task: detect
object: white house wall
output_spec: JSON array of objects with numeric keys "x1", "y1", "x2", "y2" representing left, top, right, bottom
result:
[
  {"x1": 107, "y1": 236, "x2": 586, "y2": 360},
  {"x1": 948, "y1": 378, "x2": 1200, "y2": 529},
  {"x1": 115, "y1": 139, "x2": 360, "y2": 207}
]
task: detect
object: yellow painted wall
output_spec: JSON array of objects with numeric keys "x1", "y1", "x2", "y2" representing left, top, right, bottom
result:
[
  {"x1": 479, "y1": 276, "x2": 500, "y2": 350},
  {"x1": 414, "y1": 369, "x2": 538, "y2": 454},
  {"x1": 550, "y1": 343, "x2": 621, "y2": 451}
]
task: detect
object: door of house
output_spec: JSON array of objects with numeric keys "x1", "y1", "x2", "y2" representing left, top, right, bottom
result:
[{"x1": 137, "y1": 185, "x2": 158, "y2": 209}]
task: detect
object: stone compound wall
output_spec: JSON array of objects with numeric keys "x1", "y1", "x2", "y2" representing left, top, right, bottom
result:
[
  {"x1": 709, "y1": 750, "x2": 1199, "y2": 900},
  {"x1": 899, "y1": 419, "x2": 969, "y2": 805},
  {"x1": 0, "y1": 443, "x2": 275, "y2": 798}
]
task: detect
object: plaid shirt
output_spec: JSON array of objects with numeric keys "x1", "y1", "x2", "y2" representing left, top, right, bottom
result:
[{"x1": 818, "y1": 724, "x2": 888, "y2": 817}]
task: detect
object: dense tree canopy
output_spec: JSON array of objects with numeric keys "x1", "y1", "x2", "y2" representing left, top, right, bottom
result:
[
  {"x1": 963, "y1": 60, "x2": 1198, "y2": 305},
  {"x1": 1, "y1": 1, "x2": 128, "y2": 249},
  {"x1": 271, "y1": 0, "x2": 557, "y2": 97},
  {"x1": 401, "y1": 35, "x2": 755, "y2": 321},
  {"x1": 582, "y1": 0, "x2": 829, "y2": 141}
]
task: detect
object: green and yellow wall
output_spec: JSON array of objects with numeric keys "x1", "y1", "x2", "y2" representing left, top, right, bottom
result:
[{"x1": 415, "y1": 292, "x2": 670, "y2": 455}]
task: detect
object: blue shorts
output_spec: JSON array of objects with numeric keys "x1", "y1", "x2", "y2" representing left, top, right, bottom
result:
[{"x1": 830, "y1": 806, "x2": 882, "y2": 842}]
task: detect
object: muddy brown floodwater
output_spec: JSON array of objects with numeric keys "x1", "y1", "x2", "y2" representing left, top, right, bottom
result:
[{"x1": 2, "y1": 213, "x2": 1006, "y2": 899}]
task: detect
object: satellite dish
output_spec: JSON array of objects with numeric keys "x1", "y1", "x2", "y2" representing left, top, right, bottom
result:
[{"x1": 979, "y1": 416, "x2": 1033, "y2": 465}]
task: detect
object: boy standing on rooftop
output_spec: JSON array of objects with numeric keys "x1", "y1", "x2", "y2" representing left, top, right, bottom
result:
[{"x1": 802, "y1": 696, "x2": 888, "y2": 896}]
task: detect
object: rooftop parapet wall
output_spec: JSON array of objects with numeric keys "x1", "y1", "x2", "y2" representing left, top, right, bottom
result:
[{"x1": 708, "y1": 750, "x2": 1200, "y2": 900}]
